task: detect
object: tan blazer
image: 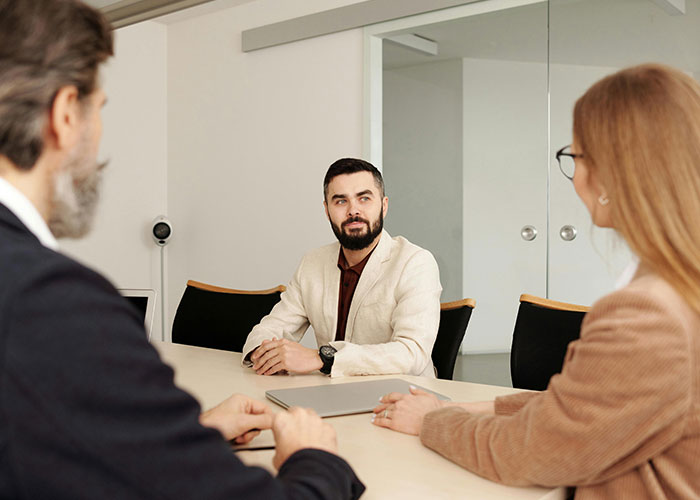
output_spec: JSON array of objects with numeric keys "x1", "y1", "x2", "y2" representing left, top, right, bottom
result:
[
  {"x1": 241, "y1": 230, "x2": 442, "y2": 377},
  {"x1": 420, "y1": 267, "x2": 700, "y2": 499}
]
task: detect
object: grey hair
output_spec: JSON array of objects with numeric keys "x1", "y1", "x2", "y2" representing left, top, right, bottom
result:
[{"x1": 0, "y1": 0, "x2": 113, "y2": 169}]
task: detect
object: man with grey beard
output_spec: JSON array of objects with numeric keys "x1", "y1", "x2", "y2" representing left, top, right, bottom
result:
[
  {"x1": 46, "y1": 122, "x2": 105, "y2": 239},
  {"x1": 0, "y1": 1, "x2": 363, "y2": 499}
]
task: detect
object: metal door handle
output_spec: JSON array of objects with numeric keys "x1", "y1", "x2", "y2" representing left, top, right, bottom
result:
[
  {"x1": 560, "y1": 225, "x2": 577, "y2": 241},
  {"x1": 520, "y1": 225, "x2": 537, "y2": 241}
]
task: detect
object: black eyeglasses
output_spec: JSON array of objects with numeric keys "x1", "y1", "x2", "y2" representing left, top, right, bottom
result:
[{"x1": 555, "y1": 145, "x2": 584, "y2": 181}]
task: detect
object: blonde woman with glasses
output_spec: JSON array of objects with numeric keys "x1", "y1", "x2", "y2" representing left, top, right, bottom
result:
[{"x1": 372, "y1": 64, "x2": 700, "y2": 499}]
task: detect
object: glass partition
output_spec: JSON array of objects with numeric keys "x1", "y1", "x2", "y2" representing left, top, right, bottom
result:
[
  {"x1": 372, "y1": 0, "x2": 700, "y2": 353},
  {"x1": 548, "y1": 0, "x2": 700, "y2": 303}
]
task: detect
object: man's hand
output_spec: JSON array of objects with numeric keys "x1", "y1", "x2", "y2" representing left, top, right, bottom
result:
[
  {"x1": 200, "y1": 394, "x2": 274, "y2": 443},
  {"x1": 272, "y1": 407, "x2": 338, "y2": 469},
  {"x1": 251, "y1": 338, "x2": 323, "y2": 375},
  {"x1": 371, "y1": 386, "x2": 445, "y2": 435}
]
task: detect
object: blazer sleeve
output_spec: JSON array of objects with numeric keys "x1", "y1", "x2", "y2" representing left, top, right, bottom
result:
[
  {"x1": 241, "y1": 256, "x2": 311, "y2": 365},
  {"x1": 493, "y1": 391, "x2": 540, "y2": 416},
  {"x1": 331, "y1": 249, "x2": 442, "y2": 377},
  {"x1": 1, "y1": 256, "x2": 363, "y2": 500},
  {"x1": 418, "y1": 287, "x2": 693, "y2": 487}
]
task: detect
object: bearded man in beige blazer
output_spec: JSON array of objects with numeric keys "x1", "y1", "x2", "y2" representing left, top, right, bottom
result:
[{"x1": 242, "y1": 158, "x2": 442, "y2": 378}]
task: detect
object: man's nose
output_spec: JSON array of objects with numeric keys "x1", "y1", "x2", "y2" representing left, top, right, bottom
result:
[{"x1": 346, "y1": 199, "x2": 360, "y2": 216}]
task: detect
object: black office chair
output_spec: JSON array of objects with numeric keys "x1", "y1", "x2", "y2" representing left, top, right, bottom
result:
[
  {"x1": 431, "y1": 298, "x2": 476, "y2": 380},
  {"x1": 510, "y1": 294, "x2": 590, "y2": 391},
  {"x1": 171, "y1": 280, "x2": 285, "y2": 352}
]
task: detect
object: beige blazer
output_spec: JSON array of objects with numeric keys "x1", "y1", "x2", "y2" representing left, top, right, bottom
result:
[
  {"x1": 420, "y1": 267, "x2": 700, "y2": 499},
  {"x1": 241, "y1": 230, "x2": 442, "y2": 377}
]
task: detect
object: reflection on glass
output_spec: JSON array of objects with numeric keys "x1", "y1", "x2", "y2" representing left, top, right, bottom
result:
[{"x1": 379, "y1": 0, "x2": 700, "y2": 353}]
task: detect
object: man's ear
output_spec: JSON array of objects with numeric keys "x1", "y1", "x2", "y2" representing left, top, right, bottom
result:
[
  {"x1": 48, "y1": 85, "x2": 82, "y2": 152},
  {"x1": 323, "y1": 200, "x2": 330, "y2": 220},
  {"x1": 382, "y1": 196, "x2": 388, "y2": 217}
]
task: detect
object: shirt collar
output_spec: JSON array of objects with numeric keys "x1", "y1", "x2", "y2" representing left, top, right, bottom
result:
[
  {"x1": 337, "y1": 246, "x2": 375, "y2": 274},
  {"x1": 615, "y1": 257, "x2": 639, "y2": 289},
  {"x1": 0, "y1": 176, "x2": 58, "y2": 250}
]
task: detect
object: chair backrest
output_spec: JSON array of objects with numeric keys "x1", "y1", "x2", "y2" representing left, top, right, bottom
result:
[
  {"x1": 510, "y1": 294, "x2": 590, "y2": 391},
  {"x1": 171, "y1": 280, "x2": 285, "y2": 352},
  {"x1": 431, "y1": 298, "x2": 476, "y2": 380}
]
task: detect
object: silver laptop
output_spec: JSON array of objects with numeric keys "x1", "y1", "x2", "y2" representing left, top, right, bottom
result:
[
  {"x1": 118, "y1": 288, "x2": 156, "y2": 340},
  {"x1": 265, "y1": 378, "x2": 451, "y2": 418}
]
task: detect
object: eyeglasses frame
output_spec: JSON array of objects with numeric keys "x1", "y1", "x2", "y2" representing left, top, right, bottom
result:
[{"x1": 555, "y1": 144, "x2": 584, "y2": 181}]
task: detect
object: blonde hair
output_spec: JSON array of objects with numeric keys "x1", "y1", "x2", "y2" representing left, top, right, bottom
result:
[{"x1": 574, "y1": 63, "x2": 700, "y2": 312}]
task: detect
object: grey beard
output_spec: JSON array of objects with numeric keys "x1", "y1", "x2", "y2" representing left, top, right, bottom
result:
[{"x1": 48, "y1": 163, "x2": 103, "y2": 239}]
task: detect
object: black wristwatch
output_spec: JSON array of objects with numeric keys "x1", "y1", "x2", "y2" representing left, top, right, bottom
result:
[{"x1": 319, "y1": 345, "x2": 337, "y2": 375}]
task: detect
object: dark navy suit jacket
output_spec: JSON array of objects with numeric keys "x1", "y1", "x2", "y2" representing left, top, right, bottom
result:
[{"x1": 0, "y1": 202, "x2": 364, "y2": 499}]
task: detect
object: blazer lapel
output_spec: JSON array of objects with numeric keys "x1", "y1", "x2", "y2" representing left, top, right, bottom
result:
[
  {"x1": 344, "y1": 230, "x2": 392, "y2": 341},
  {"x1": 322, "y1": 242, "x2": 342, "y2": 340}
]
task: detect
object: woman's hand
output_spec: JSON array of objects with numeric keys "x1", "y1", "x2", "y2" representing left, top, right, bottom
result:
[{"x1": 371, "y1": 386, "x2": 445, "y2": 435}]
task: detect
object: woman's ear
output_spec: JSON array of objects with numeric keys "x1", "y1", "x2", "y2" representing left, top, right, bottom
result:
[{"x1": 591, "y1": 172, "x2": 614, "y2": 228}]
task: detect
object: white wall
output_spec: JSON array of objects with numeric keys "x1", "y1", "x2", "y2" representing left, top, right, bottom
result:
[
  {"x1": 61, "y1": 21, "x2": 168, "y2": 338},
  {"x1": 164, "y1": 0, "x2": 365, "y2": 338},
  {"x1": 383, "y1": 59, "x2": 463, "y2": 302}
]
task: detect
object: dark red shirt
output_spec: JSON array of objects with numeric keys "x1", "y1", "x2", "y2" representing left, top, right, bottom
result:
[{"x1": 335, "y1": 248, "x2": 374, "y2": 341}]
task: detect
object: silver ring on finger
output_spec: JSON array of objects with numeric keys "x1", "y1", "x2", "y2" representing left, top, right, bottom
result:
[{"x1": 383, "y1": 409, "x2": 389, "y2": 419}]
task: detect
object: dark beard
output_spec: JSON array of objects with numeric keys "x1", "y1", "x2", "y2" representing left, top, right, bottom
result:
[{"x1": 331, "y1": 211, "x2": 383, "y2": 251}]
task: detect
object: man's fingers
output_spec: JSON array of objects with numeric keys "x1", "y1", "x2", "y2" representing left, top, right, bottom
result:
[
  {"x1": 262, "y1": 363, "x2": 283, "y2": 376},
  {"x1": 244, "y1": 413, "x2": 274, "y2": 430},
  {"x1": 251, "y1": 339, "x2": 279, "y2": 363},
  {"x1": 252, "y1": 347, "x2": 274, "y2": 368},
  {"x1": 236, "y1": 412, "x2": 274, "y2": 432},
  {"x1": 288, "y1": 406, "x2": 315, "y2": 417},
  {"x1": 234, "y1": 430, "x2": 260, "y2": 444},
  {"x1": 256, "y1": 352, "x2": 281, "y2": 374},
  {"x1": 259, "y1": 358, "x2": 283, "y2": 376},
  {"x1": 248, "y1": 398, "x2": 274, "y2": 415},
  {"x1": 253, "y1": 347, "x2": 279, "y2": 371},
  {"x1": 251, "y1": 342, "x2": 271, "y2": 361}
]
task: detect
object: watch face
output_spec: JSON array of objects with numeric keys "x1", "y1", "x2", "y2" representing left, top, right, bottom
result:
[{"x1": 320, "y1": 345, "x2": 336, "y2": 358}]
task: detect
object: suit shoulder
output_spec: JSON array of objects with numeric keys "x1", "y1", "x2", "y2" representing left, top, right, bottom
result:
[
  {"x1": 390, "y1": 235, "x2": 436, "y2": 262},
  {"x1": 0, "y1": 238, "x2": 114, "y2": 298},
  {"x1": 301, "y1": 240, "x2": 341, "y2": 262}
]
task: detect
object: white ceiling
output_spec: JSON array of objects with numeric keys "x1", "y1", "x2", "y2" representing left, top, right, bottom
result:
[
  {"x1": 84, "y1": 0, "x2": 130, "y2": 8},
  {"x1": 83, "y1": 0, "x2": 700, "y2": 73},
  {"x1": 383, "y1": 0, "x2": 700, "y2": 73},
  {"x1": 84, "y1": 0, "x2": 257, "y2": 25}
]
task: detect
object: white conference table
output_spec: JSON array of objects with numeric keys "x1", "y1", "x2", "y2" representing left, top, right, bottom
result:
[{"x1": 154, "y1": 341, "x2": 565, "y2": 500}]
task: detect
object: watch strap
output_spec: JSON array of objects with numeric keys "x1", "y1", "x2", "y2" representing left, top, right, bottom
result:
[{"x1": 319, "y1": 345, "x2": 336, "y2": 374}]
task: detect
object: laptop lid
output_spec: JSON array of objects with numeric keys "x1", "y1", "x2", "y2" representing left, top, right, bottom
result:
[
  {"x1": 265, "y1": 378, "x2": 451, "y2": 418},
  {"x1": 118, "y1": 288, "x2": 156, "y2": 340}
]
